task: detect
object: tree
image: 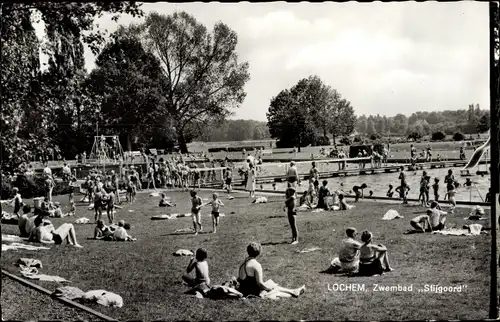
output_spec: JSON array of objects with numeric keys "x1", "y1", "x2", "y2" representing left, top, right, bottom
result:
[
  {"x1": 87, "y1": 33, "x2": 174, "y2": 151},
  {"x1": 129, "y1": 12, "x2": 250, "y2": 153},
  {"x1": 1, "y1": 2, "x2": 143, "y2": 172},
  {"x1": 366, "y1": 120, "x2": 376, "y2": 135},
  {"x1": 453, "y1": 132, "x2": 465, "y2": 141},
  {"x1": 431, "y1": 131, "x2": 447, "y2": 141},
  {"x1": 477, "y1": 113, "x2": 490, "y2": 133}
]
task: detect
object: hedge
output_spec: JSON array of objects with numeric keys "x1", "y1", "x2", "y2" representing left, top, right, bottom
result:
[{"x1": 1, "y1": 175, "x2": 72, "y2": 200}]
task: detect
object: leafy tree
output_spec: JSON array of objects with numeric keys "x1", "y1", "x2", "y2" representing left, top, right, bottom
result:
[
  {"x1": 129, "y1": 11, "x2": 250, "y2": 153},
  {"x1": 477, "y1": 113, "x2": 490, "y2": 133},
  {"x1": 431, "y1": 131, "x2": 447, "y2": 141},
  {"x1": 453, "y1": 132, "x2": 465, "y2": 141},
  {"x1": 366, "y1": 120, "x2": 377, "y2": 135},
  {"x1": 1, "y1": 1, "x2": 143, "y2": 172},
  {"x1": 86, "y1": 33, "x2": 173, "y2": 151}
]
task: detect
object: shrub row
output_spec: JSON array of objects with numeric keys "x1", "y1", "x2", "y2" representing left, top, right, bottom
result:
[{"x1": 1, "y1": 175, "x2": 72, "y2": 200}]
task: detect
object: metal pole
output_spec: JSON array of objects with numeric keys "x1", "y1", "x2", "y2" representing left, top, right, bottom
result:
[{"x1": 489, "y1": 1, "x2": 499, "y2": 319}]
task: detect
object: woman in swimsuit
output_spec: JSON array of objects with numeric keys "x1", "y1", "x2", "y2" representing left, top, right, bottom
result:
[
  {"x1": 358, "y1": 231, "x2": 393, "y2": 276},
  {"x1": 237, "y1": 243, "x2": 305, "y2": 298}
]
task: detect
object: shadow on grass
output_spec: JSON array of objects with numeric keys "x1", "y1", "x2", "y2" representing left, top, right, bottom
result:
[
  {"x1": 261, "y1": 241, "x2": 289, "y2": 246},
  {"x1": 267, "y1": 215, "x2": 285, "y2": 219},
  {"x1": 161, "y1": 231, "x2": 211, "y2": 236}
]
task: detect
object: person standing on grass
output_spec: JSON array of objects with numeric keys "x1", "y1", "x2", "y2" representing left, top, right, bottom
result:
[
  {"x1": 352, "y1": 183, "x2": 367, "y2": 203},
  {"x1": 44, "y1": 174, "x2": 55, "y2": 203},
  {"x1": 246, "y1": 163, "x2": 256, "y2": 198},
  {"x1": 309, "y1": 161, "x2": 319, "y2": 195},
  {"x1": 190, "y1": 190, "x2": 203, "y2": 235},
  {"x1": 204, "y1": 193, "x2": 224, "y2": 234},
  {"x1": 224, "y1": 167, "x2": 233, "y2": 196},
  {"x1": 111, "y1": 170, "x2": 121, "y2": 205},
  {"x1": 284, "y1": 187, "x2": 299, "y2": 245},
  {"x1": 286, "y1": 161, "x2": 300, "y2": 188}
]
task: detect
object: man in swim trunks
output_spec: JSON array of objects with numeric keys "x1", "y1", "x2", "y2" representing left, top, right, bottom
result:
[
  {"x1": 30, "y1": 216, "x2": 82, "y2": 248},
  {"x1": 190, "y1": 190, "x2": 203, "y2": 235},
  {"x1": 286, "y1": 161, "x2": 300, "y2": 188}
]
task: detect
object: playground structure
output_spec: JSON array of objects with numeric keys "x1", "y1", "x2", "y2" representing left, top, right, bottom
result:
[
  {"x1": 460, "y1": 136, "x2": 490, "y2": 176},
  {"x1": 89, "y1": 135, "x2": 125, "y2": 165}
]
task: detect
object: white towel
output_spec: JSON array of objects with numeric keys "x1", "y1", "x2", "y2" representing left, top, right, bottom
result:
[
  {"x1": 468, "y1": 224, "x2": 483, "y2": 236},
  {"x1": 75, "y1": 217, "x2": 90, "y2": 224},
  {"x1": 382, "y1": 210, "x2": 404, "y2": 220},
  {"x1": 253, "y1": 197, "x2": 268, "y2": 204},
  {"x1": 298, "y1": 247, "x2": 321, "y2": 253},
  {"x1": 173, "y1": 249, "x2": 194, "y2": 256},
  {"x1": 433, "y1": 229, "x2": 471, "y2": 236},
  {"x1": 2, "y1": 235, "x2": 25, "y2": 243},
  {"x1": 149, "y1": 192, "x2": 160, "y2": 197},
  {"x1": 2, "y1": 243, "x2": 51, "y2": 252},
  {"x1": 83, "y1": 290, "x2": 123, "y2": 308}
]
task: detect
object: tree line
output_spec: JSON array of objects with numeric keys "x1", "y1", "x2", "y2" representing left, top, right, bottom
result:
[
  {"x1": 355, "y1": 104, "x2": 490, "y2": 139},
  {"x1": 1, "y1": 3, "x2": 250, "y2": 173}
]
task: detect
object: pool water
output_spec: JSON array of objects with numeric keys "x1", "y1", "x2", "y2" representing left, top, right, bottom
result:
[{"x1": 256, "y1": 166, "x2": 490, "y2": 203}]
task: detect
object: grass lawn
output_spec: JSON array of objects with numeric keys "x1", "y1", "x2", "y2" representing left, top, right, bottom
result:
[{"x1": 1, "y1": 190, "x2": 491, "y2": 321}]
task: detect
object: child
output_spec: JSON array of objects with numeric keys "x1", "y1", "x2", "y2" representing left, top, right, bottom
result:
[
  {"x1": 127, "y1": 175, "x2": 136, "y2": 204},
  {"x1": 396, "y1": 184, "x2": 410, "y2": 204},
  {"x1": 352, "y1": 183, "x2": 367, "y2": 202},
  {"x1": 432, "y1": 178, "x2": 440, "y2": 201},
  {"x1": 464, "y1": 178, "x2": 473, "y2": 187},
  {"x1": 485, "y1": 188, "x2": 491, "y2": 203},
  {"x1": 224, "y1": 168, "x2": 233, "y2": 195},
  {"x1": 193, "y1": 168, "x2": 201, "y2": 190},
  {"x1": 272, "y1": 183, "x2": 277, "y2": 191},
  {"x1": 69, "y1": 176, "x2": 78, "y2": 205},
  {"x1": 106, "y1": 189, "x2": 116, "y2": 224},
  {"x1": 5, "y1": 187, "x2": 23, "y2": 217},
  {"x1": 159, "y1": 193, "x2": 175, "y2": 207},
  {"x1": 338, "y1": 194, "x2": 354, "y2": 210},
  {"x1": 386, "y1": 184, "x2": 394, "y2": 198},
  {"x1": 190, "y1": 190, "x2": 203, "y2": 235},
  {"x1": 419, "y1": 176, "x2": 429, "y2": 207},
  {"x1": 69, "y1": 201, "x2": 76, "y2": 216},
  {"x1": 94, "y1": 190, "x2": 104, "y2": 223},
  {"x1": 316, "y1": 180, "x2": 331, "y2": 210},
  {"x1": 284, "y1": 187, "x2": 298, "y2": 244},
  {"x1": 204, "y1": 193, "x2": 224, "y2": 234},
  {"x1": 93, "y1": 219, "x2": 114, "y2": 240},
  {"x1": 182, "y1": 248, "x2": 211, "y2": 297}
]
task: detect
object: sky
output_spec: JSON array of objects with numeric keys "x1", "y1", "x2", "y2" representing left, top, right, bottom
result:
[{"x1": 35, "y1": 2, "x2": 490, "y2": 122}]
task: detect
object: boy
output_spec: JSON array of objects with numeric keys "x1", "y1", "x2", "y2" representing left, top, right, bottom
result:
[
  {"x1": 432, "y1": 178, "x2": 440, "y2": 201},
  {"x1": 386, "y1": 184, "x2": 394, "y2": 198},
  {"x1": 106, "y1": 189, "x2": 116, "y2": 224},
  {"x1": 419, "y1": 176, "x2": 430, "y2": 207},
  {"x1": 204, "y1": 193, "x2": 224, "y2": 234},
  {"x1": 224, "y1": 168, "x2": 233, "y2": 196},
  {"x1": 190, "y1": 190, "x2": 203, "y2": 235},
  {"x1": 284, "y1": 187, "x2": 299, "y2": 244},
  {"x1": 352, "y1": 183, "x2": 367, "y2": 203},
  {"x1": 182, "y1": 248, "x2": 211, "y2": 297},
  {"x1": 396, "y1": 184, "x2": 410, "y2": 204},
  {"x1": 6, "y1": 187, "x2": 23, "y2": 217}
]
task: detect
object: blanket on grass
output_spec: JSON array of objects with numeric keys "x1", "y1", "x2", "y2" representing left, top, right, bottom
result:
[
  {"x1": 2, "y1": 243, "x2": 50, "y2": 252},
  {"x1": 382, "y1": 210, "x2": 404, "y2": 220}
]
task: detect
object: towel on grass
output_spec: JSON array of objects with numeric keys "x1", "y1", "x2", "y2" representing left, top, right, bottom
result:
[
  {"x1": 16, "y1": 258, "x2": 42, "y2": 269},
  {"x1": 21, "y1": 271, "x2": 70, "y2": 283},
  {"x1": 204, "y1": 285, "x2": 243, "y2": 300},
  {"x1": 128, "y1": 210, "x2": 135, "y2": 213},
  {"x1": 75, "y1": 217, "x2": 90, "y2": 224},
  {"x1": 297, "y1": 247, "x2": 321, "y2": 253},
  {"x1": 151, "y1": 214, "x2": 173, "y2": 220},
  {"x1": 252, "y1": 197, "x2": 268, "y2": 204},
  {"x1": 311, "y1": 209, "x2": 324, "y2": 213},
  {"x1": 228, "y1": 196, "x2": 235, "y2": 200},
  {"x1": 432, "y1": 224, "x2": 482, "y2": 236},
  {"x1": 52, "y1": 286, "x2": 86, "y2": 300},
  {"x1": 2, "y1": 243, "x2": 50, "y2": 252},
  {"x1": 149, "y1": 192, "x2": 160, "y2": 197},
  {"x1": 2, "y1": 234, "x2": 25, "y2": 243},
  {"x1": 82, "y1": 290, "x2": 123, "y2": 308},
  {"x1": 173, "y1": 249, "x2": 194, "y2": 256},
  {"x1": 174, "y1": 228, "x2": 195, "y2": 234},
  {"x1": 382, "y1": 210, "x2": 404, "y2": 220}
]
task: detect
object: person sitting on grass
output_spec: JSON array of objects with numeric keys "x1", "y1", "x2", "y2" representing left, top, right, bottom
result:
[
  {"x1": 159, "y1": 193, "x2": 175, "y2": 207},
  {"x1": 359, "y1": 231, "x2": 393, "y2": 276},
  {"x1": 236, "y1": 242, "x2": 305, "y2": 298},
  {"x1": 93, "y1": 219, "x2": 114, "y2": 240},
  {"x1": 29, "y1": 216, "x2": 83, "y2": 248},
  {"x1": 338, "y1": 194, "x2": 354, "y2": 211},
  {"x1": 18, "y1": 205, "x2": 46, "y2": 238},
  {"x1": 113, "y1": 220, "x2": 136, "y2": 241},
  {"x1": 337, "y1": 228, "x2": 362, "y2": 275},
  {"x1": 409, "y1": 201, "x2": 447, "y2": 233},
  {"x1": 352, "y1": 183, "x2": 367, "y2": 203},
  {"x1": 182, "y1": 248, "x2": 211, "y2": 297}
]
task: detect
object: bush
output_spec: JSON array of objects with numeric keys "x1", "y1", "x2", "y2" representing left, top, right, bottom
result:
[
  {"x1": 369, "y1": 133, "x2": 381, "y2": 141},
  {"x1": 453, "y1": 132, "x2": 465, "y2": 141},
  {"x1": 431, "y1": 131, "x2": 447, "y2": 141},
  {"x1": 314, "y1": 136, "x2": 330, "y2": 146},
  {"x1": 407, "y1": 131, "x2": 422, "y2": 141},
  {"x1": 353, "y1": 136, "x2": 363, "y2": 143},
  {"x1": 1, "y1": 174, "x2": 72, "y2": 200},
  {"x1": 339, "y1": 137, "x2": 351, "y2": 145}
]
